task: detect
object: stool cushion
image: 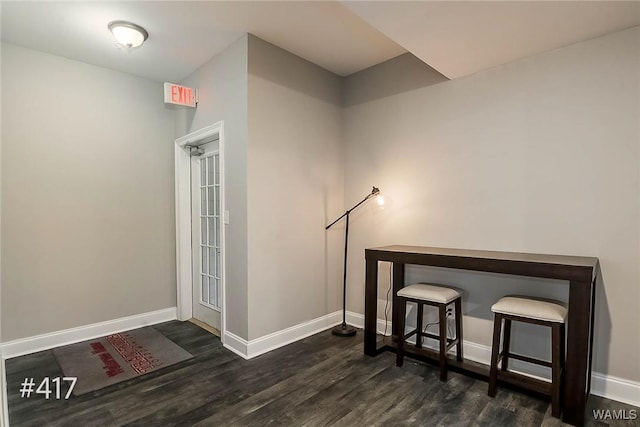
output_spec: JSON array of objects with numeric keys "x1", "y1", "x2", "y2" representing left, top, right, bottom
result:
[
  {"x1": 397, "y1": 283, "x2": 461, "y2": 304},
  {"x1": 491, "y1": 296, "x2": 567, "y2": 323}
]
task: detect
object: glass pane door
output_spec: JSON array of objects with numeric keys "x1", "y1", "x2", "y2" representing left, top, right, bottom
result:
[{"x1": 198, "y1": 153, "x2": 221, "y2": 310}]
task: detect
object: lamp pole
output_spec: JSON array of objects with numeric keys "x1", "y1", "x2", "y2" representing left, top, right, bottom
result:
[{"x1": 326, "y1": 186, "x2": 380, "y2": 337}]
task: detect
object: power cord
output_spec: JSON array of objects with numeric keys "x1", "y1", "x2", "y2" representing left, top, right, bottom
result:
[
  {"x1": 383, "y1": 264, "x2": 392, "y2": 337},
  {"x1": 383, "y1": 271, "x2": 457, "y2": 342},
  {"x1": 421, "y1": 303, "x2": 455, "y2": 340},
  {"x1": 423, "y1": 321, "x2": 439, "y2": 333}
]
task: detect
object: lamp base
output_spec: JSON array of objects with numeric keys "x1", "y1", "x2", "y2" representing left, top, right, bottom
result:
[{"x1": 332, "y1": 323, "x2": 357, "y2": 337}]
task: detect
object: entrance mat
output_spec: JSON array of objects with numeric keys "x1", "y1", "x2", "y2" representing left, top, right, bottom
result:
[{"x1": 53, "y1": 327, "x2": 193, "y2": 396}]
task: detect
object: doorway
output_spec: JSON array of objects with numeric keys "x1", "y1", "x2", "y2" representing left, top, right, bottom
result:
[{"x1": 174, "y1": 122, "x2": 226, "y2": 340}]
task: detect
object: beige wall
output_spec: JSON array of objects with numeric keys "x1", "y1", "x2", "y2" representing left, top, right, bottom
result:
[
  {"x1": 0, "y1": 45, "x2": 3, "y2": 343},
  {"x1": 0, "y1": 42, "x2": 5, "y2": 427},
  {"x1": 2, "y1": 24, "x2": 638, "y2": 388},
  {"x1": 342, "y1": 27, "x2": 640, "y2": 381},
  {"x1": 178, "y1": 36, "x2": 250, "y2": 339},
  {"x1": 343, "y1": 53, "x2": 448, "y2": 107},
  {"x1": 1, "y1": 43, "x2": 177, "y2": 341},
  {"x1": 176, "y1": 34, "x2": 344, "y2": 341},
  {"x1": 246, "y1": 36, "x2": 344, "y2": 340}
]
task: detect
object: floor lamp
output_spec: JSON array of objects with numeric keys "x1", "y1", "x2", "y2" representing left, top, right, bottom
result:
[{"x1": 326, "y1": 186, "x2": 384, "y2": 337}]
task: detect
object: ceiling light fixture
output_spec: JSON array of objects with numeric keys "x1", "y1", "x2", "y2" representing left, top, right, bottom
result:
[{"x1": 108, "y1": 21, "x2": 148, "y2": 48}]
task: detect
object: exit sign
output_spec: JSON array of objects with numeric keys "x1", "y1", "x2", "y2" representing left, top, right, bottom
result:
[{"x1": 164, "y1": 83, "x2": 197, "y2": 107}]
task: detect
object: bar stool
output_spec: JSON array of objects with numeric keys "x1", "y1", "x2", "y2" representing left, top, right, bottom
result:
[
  {"x1": 395, "y1": 283, "x2": 463, "y2": 381},
  {"x1": 488, "y1": 296, "x2": 567, "y2": 418}
]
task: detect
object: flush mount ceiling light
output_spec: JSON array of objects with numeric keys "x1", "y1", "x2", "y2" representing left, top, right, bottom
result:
[{"x1": 108, "y1": 21, "x2": 148, "y2": 48}]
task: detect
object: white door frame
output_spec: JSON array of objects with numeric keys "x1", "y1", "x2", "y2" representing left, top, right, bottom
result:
[{"x1": 174, "y1": 121, "x2": 225, "y2": 341}]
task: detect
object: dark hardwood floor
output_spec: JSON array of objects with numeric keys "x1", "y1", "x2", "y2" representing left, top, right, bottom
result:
[{"x1": 5, "y1": 321, "x2": 638, "y2": 426}]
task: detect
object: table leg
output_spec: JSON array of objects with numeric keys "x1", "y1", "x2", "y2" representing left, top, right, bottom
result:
[
  {"x1": 364, "y1": 257, "x2": 379, "y2": 356},
  {"x1": 391, "y1": 262, "x2": 405, "y2": 342},
  {"x1": 562, "y1": 279, "x2": 593, "y2": 426},
  {"x1": 587, "y1": 276, "x2": 597, "y2": 394}
]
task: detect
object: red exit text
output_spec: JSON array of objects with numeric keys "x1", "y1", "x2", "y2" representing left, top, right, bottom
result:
[{"x1": 164, "y1": 82, "x2": 197, "y2": 107}]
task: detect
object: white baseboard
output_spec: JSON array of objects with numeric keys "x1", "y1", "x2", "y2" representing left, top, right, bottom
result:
[
  {"x1": 247, "y1": 311, "x2": 342, "y2": 359},
  {"x1": 222, "y1": 331, "x2": 249, "y2": 359},
  {"x1": 4, "y1": 307, "x2": 635, "y2": 409},
  {"x1": 347, "y1": 311, "x2": 639, "y2": 406},
  {"x1": 346, "y1": 310, "x2": 391, "y2": 335},
  {"x1": 0, "y1": 307, "x2": 177, "y2": 360},
  {"x1": 345, "y1": 310, "x2": 551, "y2": 378},
  {"x1": 461, "y1": 339, "x2": 551, "y2": 381},
  {"x1": 591, "y1": 373, "x2": 640, "y2": 407},
  {"x1": 223, "y1": 311, "x2": 342, "y2": 360}
]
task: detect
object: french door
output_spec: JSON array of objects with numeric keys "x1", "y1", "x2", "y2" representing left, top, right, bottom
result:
[{"x1": 190, "y1": 142, "x2": 222, "y2": 331}]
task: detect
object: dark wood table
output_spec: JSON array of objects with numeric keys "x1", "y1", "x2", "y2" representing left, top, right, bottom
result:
[{"x1": 364, "y1": 245, "x2": 599, "y2": 427}]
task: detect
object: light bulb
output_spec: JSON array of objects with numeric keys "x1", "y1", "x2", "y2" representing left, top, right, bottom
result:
[{"x1": 376, "y1": 194, "x2": 385, "y2": 206}]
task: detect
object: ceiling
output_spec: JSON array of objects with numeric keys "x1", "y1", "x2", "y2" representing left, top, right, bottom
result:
[
  {"x1": 342, "y1": 1, "x2": 640, "y2": 79},
  {"x1": 2, "y1": 1, "x2": 639, "y2": 83}
]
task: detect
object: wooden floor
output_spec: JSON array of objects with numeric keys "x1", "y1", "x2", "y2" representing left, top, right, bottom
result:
[{"x1": 5, "y1": 321, "x2": 638, "y2": 426}]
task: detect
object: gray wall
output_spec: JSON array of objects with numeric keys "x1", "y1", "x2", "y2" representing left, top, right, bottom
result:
[
  {"x1": 178, "y1": 36, "x2": 250, "y2": 339},
  {"x1": 342, "y1": 27, "x2": 640, "y2": 382},
  {"x1": 343, "y1": 53, "x2": 448, "y2": 107},
  {"x1": 246, "y1": 35, "x2": 343, "y2": 340},
  {"x1": 1, "y1": 43, "x2": 176, "y2": 341},
  {"x1": 176, "y1": 34, "x2": 345, "y2": 341},
  {"x1": 2, "y1": 25, "x2": 638, "y2": 388}
]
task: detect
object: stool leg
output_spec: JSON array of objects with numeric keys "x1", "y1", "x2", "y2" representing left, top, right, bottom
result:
[
  {"x1": 501, "y1": 318, "x2": 511, "y2": 371},
  {"x1": 396, "y1": 298, "x2": 407, "y2": 367},
  {"x1": 438, "y1": 303, "x2": 448, "y2": 381},
  {"x1": 551, "y1": 323, "x2": 562, "y2": 418},
  {"x1": 488, "y1": 313, "x2": 503, "y2": 397},
  {"x1": 416, "y1": 303, "x2": 424, "y2": 349},
  {"x1": 454, "y1": 298, "x2": 463, "y2": 361}
]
